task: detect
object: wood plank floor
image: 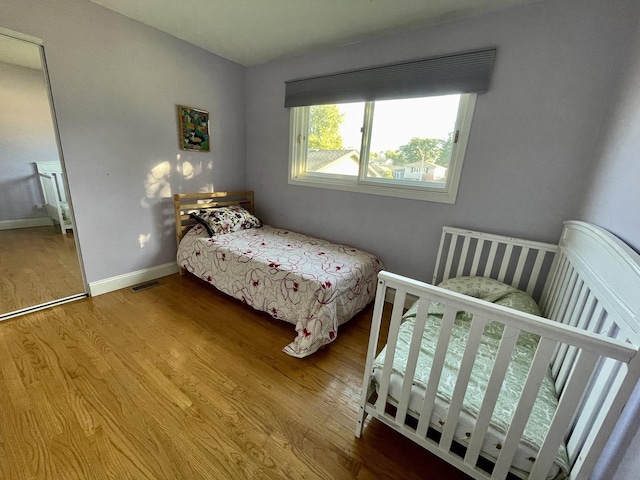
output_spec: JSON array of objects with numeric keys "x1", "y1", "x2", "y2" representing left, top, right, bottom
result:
[
  {"x1": 0, "y1": 226, "x2": 85, "y2": 315},
  {"x1": 0, "y1": 272, "x2": 472, "y2": 479}
]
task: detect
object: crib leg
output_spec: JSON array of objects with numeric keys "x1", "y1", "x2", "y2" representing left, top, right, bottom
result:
[
  {"x1": 355, "y1": 404, "x2": 367, "y2": 438},
  {"x1": 356, "y1": 382, "x2": 375, "y2": 437}
]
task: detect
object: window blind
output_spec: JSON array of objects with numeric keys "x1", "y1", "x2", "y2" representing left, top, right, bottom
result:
[{"x1": 284, "y1": 48, "x2": 496, "y2": 108}]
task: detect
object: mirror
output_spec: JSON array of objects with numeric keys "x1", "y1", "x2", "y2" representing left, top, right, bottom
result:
[{"x1": 0, "y1": 29, "x2": 87, "y2": 319}]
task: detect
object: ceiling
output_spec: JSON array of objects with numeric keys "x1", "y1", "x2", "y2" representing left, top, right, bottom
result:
[{"x1": 90, "y1": 0, "x2": 546, "y2": 66}]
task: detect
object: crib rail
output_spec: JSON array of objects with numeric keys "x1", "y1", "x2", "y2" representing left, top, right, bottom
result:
[
  {"x1": 356, "y1": 271, "x2": 640, "y2": 480},
  {"x1": 434, "y1": 227, "x2": 558, "y2": 302}
]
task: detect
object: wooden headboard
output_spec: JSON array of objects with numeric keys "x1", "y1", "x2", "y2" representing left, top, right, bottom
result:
[{"x1": 173, "y1": 191, "x2": 255, "y2": 248}]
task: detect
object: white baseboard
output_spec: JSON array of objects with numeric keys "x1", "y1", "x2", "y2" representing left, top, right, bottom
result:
[
  {"x1": 89, "y1": 262, "x2": 179, "y2": 297},
  {"x1": 0, "y1": 217, "x2": 53, "y2": 230}
]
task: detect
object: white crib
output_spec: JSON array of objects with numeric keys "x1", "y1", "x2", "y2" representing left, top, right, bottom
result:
[
  {"x1": 35, "y1": 161, "x2": 72, "y2": 234},
  {"x1": 356, "y1": 221, "x2": 640, "y2": 480}
]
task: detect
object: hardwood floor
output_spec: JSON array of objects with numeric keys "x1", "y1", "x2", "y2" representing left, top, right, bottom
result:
[
  {"x1": 0, "y1": 226, "x2": 85, "y2": 315},
  {"x1": 0, "y1": 273, "x2": 472, "y2": 479}
]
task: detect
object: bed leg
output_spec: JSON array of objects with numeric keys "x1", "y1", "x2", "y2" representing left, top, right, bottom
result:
[{"x1": 179, "y1": 267, "x2": 186, "y2": 276}]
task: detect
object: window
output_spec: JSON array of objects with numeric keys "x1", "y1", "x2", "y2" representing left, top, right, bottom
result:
[
  {"x1": 288, "y1": 93, "x2": 477, "y2": 203},
  {"x1": 284, "y1": 48, "x2": 495, "y2": 203}
]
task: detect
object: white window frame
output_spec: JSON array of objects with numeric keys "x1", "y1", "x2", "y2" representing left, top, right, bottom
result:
[{"x1": 288, "y1": 93, "x2": 477, "y2": 204}]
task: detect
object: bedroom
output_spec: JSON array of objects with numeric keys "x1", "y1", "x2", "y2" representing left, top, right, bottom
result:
[{"x1": 1, "y1": 0, "x2": 639, "y2": 478}]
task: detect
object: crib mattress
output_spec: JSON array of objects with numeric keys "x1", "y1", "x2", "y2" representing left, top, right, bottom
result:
[
  {"x1": 371, "y1": 369, "x2": 560, "y2": 479},
  {"x1": 372, "y1": 280, "x2": 570, "y2": 478}
]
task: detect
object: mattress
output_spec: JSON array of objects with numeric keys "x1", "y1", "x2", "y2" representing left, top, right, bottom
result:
[
  {"x1": 372, "y1": 369, "x2": 561, "y2": 479},
  {"x1": 372, "y1": 277, "x2": 570, "y2": 478},
  {"x1": 177, "y1": 224, "x2": 383, "y2": 358}
]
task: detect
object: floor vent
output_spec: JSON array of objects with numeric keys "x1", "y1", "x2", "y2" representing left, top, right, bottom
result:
[{"x1": 131, "y1": 281, "x2": 161, "y2": 293}]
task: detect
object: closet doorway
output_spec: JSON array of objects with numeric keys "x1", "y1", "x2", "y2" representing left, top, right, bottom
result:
[{"x1": 0, "y1": 28, "x2": 87, "y2": 319}]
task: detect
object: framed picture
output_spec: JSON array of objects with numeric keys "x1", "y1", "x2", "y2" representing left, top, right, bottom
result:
[{"x1": 178, "y1": 105, "x2": 210, "y2": 152}]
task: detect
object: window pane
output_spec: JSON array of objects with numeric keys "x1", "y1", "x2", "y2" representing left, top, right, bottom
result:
[
  {"x1": 364, "y1": 95, "x2": 460, "y2": 188},
  {"x1": 305, "y1": 103, "x2": 365, "y2": 177}
]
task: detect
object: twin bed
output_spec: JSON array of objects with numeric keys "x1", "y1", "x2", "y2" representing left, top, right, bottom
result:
[
  {"x1": 174, "y1": 191, "x2": 640, "y2": 480},
  {"x1": 174, "y1": 191, "x2": 383, "y2": 358}
]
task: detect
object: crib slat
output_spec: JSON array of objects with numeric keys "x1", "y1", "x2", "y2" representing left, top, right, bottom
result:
[
  {"x1": 555, "y1": 293, "x2": 596, "y2": 387},
  {"x1": 549, "y1": 266, "x2": 578, "y2": 364},
  {"x1": 570, "y1": 363, "x2": 633, "y2": 480},
  {"x1": 539, "y1": 250, "x2": 561, "y2": 312},
  {"x1": 444, "y1": 234, "x2": 460, "y2": 281},
  {"x1": 464, "y1": 324, "x2": 520, "y2": 468},
  {"x1": 395, "y1": 298, "x2": 431, "y2": 424},
  {"x1": 469, "y1": 239, "x2": 485, "y2": 277},
  {"x1": 556, "y1": 269, "x2": 580, "y2": 325},
  {"x1": 526, "y1": 249, "x2": 546, "y2": 297},
  {"x1": 415, "y1": 305, "x2": 458, "y2": 438},
  {"x1": 439, "y1": 315, "x2": 489, "y2": 451},
  {"x1": 552, "y1": 277, "x2": 586, "y2": 379},
  {"x1": 433, "y1": 230, "x2": 450, "y2": 284},
  {"x1": 491, "y1": 337, "x2": 557, "y2": 479},
  {"x1": 543, "y1": 254, "x2": 569, "y2": 319},
  {"x1": 565, "y1": 299, "x2": 605, "y2": 373},
  {"x1": 549, "y1": 255, "x2": 572, "y2": 319},
  {"x1": 573, "y1": 289, "x2": 596, "y2": 332},
  {"x1": 457, "y1": 237, "x2": 471, "y2": 278},
  {"x1": 567, "y1": 355, "x2": 622, "y2": 464},
  {"x1": 483, "y1": 243, "x2": 499, "y2": 278},
  {"x1": 511, "y1": 247, "x2": 529, "y2": 290},
  {"x1": 597, "y1": 309, "x2": 614, "y2": 337},
  {"x1": 566, "y1": 312, "x2": 622, "y2": 463},
  {"x1": 497, "y1": 244, "x2": 513, "y2": 283},
  {"x1": 529, "y1": 350, "x2": 600, "y2": 480},
  {"x1": 375, "y1": 290, "x2": 407, "y2": 415},
  {"x1": 554, "y1": 286, "x2": 593, "y2": 393}
]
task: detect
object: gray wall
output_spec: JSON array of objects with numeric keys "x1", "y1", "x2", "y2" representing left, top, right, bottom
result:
[
  {"x1": 245, "y1": 0, "x2": 636, "y2": 284},
  {"x1": 0, "y1": 0, "x2": 246, "y2": 282},
  {"x1": 580, "y1": 5, "x2": 640, "y2": 479},
  {"x1": 0, "y1": 62, "x2": 57, "y2": 222},
  {"x1": 581, "y1": 5, "x2": 640, "y2": 252},
  {"x1": 245, "y1": 0, "x2": 639, "y2": 477}
]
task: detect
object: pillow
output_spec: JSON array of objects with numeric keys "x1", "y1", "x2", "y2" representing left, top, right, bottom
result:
[
  {"x1": 438, "y1": 276, "x2": 518, "y2": 298},
  {"x1": 189, "y1": 212, "x2": 215, "y2": 237},
  {"x1": 437, "y1": 276, "x2": 541, "y2": 316},
  {"x1": 190, "y1": 205, "x2": 262, "y2": 237}
]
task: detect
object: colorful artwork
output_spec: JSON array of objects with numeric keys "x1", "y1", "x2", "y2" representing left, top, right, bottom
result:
[{"x1": 178, "y1": 105, "x2": 210, "y2": 152}]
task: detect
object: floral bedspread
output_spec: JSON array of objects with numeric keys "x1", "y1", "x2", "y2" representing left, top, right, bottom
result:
[{"x1": 177, "y1": 225, "x2": 383, "y2": 358}]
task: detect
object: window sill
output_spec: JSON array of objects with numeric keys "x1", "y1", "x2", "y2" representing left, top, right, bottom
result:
[{"x1": 288, "y1": 176, "x2": 459, "y2": 204}]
